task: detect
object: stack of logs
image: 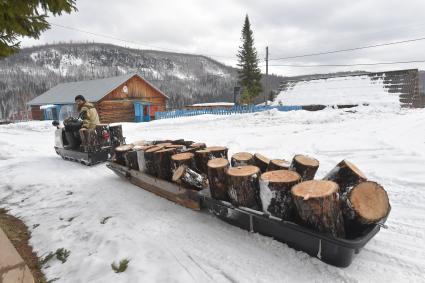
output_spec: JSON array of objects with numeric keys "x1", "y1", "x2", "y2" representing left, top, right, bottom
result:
[{"x1": 114, "y1": 139, "x2": 391, "y2": 239}]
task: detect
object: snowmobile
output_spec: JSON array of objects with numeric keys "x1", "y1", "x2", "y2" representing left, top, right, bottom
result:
[{"x1": 52, "y1": 118, "x2": 125, "y2": 165}]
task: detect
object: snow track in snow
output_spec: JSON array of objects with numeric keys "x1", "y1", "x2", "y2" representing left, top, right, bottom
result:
[{"x1": 1, "y1": 107, "x2": 425, "y2": 282}]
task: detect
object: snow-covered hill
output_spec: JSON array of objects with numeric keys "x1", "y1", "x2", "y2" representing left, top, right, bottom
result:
[{"x1": 1, "y1": 106, "x2": 424, "y2": 282}]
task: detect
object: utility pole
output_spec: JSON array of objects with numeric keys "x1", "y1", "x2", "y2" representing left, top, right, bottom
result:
[{"x1": 265, "y1": 46, "x2": 269, "y2": 105}]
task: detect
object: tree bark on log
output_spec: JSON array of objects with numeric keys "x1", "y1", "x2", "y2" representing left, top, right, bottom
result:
[
  {"x1": 194, "y1": 149, "x2": 213, "y2": 174},
  {"x1": 292, "y1": 180, "x2": 345, "y2": 238},
  {"x1": 267, "y1": 159, "x2": 290, "y2": 171},
  {"x1": 144, "y1": 146, "x2": 165, "y2": 176},
  {"x1": 323, "y1": 159, "x2": 367, "y2": 194},
  {"x1": 231, "y1": 152, "x2": 254, "y2": 167},
  {"x1": 153, "y1": 148, "x2": 177, "y2": 181},
  {"x1": 259, "y1": 170, "x2": 301, "y2": 220},
  {"x1": 207, "y1": 158, "x2": 230, "y2": 201},
  {"x1": 171, "y1": 152, "x2": 195, "y2": 172},
  {"x1": 227, "y1": 165, "x2": 261, "y2": 209},
  {"x1": 166, "y1": 144, "x2": 186, "y2": 152},
  {"x1": 342, "y1": 181, "x2": 390, "y2": 234},
  {"x1": 133, "y1": 145, "x2": 155, "y2": 172},
  {"x1": 109, "y1": 124, "x2": 125, "y2": 149},
  {"x1": 114, "y1": 144, "x2": 134, "y2": 166},
  {"x1": 289, "y1": 155, "x2": 319, "y2": 181},
  {"x1": 253, "y1": 153, "x2": 270, "y2": 173},
  {"x1": 172, "y1": 165, "x2": 208, "y2": 191},
  {"x1": 206, "y1": 146, "x2": 228, "y2": 159}
]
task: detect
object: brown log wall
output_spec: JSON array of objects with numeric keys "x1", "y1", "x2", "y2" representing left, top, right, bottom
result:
[{"x1": 30, "y1": 106, "x2": 44, "y2": 120}]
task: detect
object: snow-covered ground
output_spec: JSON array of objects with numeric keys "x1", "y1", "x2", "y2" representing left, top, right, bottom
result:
[{"x1": 1, "y1": 107, "x2": 425, "y2": 282}]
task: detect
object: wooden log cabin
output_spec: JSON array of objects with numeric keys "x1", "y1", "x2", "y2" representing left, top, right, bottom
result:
[{"x1": 27, "y1": 74, "x2": 168, "y2": 123}]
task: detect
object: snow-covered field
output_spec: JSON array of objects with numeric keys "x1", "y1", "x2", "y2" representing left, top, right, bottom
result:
[{"x1": 1, "y1": 107, "x2": 425, "y2": 282}]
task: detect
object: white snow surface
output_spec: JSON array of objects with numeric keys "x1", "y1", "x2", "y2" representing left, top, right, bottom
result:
[
  {"x1": 191, "y1": 102, "x2": 234, "y2": 107},
  {"x1": 1, "y1": 107, "x2": 425, "y2": 282},
  {"x1": 274, "y1": 75, "x2": 401, "y2": 107}
]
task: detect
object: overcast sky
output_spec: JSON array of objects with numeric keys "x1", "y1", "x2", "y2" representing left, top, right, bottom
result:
[{"x1": 20, "y1": 0, "x2": 425, "y2": 76}]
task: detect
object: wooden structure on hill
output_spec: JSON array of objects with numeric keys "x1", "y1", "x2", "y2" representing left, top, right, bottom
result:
[{"x1": 27, "y1": 74, "x2": 168, "y2": 123}]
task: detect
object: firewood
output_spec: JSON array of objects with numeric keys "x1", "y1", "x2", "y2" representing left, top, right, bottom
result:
[
  {"x1": 172, "y1": 165, "x2": 208, "y2": 191},
  {"x1": 253, "y1": 153, "x2": 270, "y2": 173},
  {"x1": 231, "y1": 152, "x2": 254, "y2": 167},
  {"x1": 171, "y1": 152, "x2": 195, "y2": 172},
  {"x1": 267, "y1": 159, "x2": 290, "y2": 171},
  {"x1": 323, "y1": 160, "x2": 367, "y2": 194},
  {"x1": 342, "y1": 181, "x2": 390, "y2": 227},
  {"x1": 205, "y1": 146, "x2": 228, "y2": 159},
  {"x1": 292, "y1": 180, "x2": 345, "y2": 238},
  {"x1": 227, "y1": 165, "x2": 261, "y2": 209},
  {"x1": 153, "y1": 148, "x2": 177, "y2": 181},
  {"x1": 289, "y1": 155, "x2": 319, "y2": 181},
  {"x1": 114, "y1": 144, "x2": 134, "y2": 166},
  {"x1": 144, "y1": 146, "x2": 164, "y2": 176},
  {"x1": 166, "y1": 144, "x2": 186, "y2": 152},
  {"x1": 207, "y1": 158, "x2": 230, "y2": 201},
  {"x1": 194, "y1": 149, "x2": 213, "y2": 174},
  {"x1": 259, "y1": 170, "x2": 301, "y2": 220},
  {"x1": 190, "y1": 142, "x2": 207, "y2": 149},
  {"x1": 133, "y1": 145, "x2": 155, "y2": 172}
]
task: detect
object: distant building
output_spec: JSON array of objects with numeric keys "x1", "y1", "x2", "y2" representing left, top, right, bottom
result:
[{"x1": 27, "y1": 73, "x2": 168, "y2": 123}]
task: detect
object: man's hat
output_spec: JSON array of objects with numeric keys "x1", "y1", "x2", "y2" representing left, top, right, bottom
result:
[{"x1": 74, "y1": 95, "x2": 86, "y2": 101}]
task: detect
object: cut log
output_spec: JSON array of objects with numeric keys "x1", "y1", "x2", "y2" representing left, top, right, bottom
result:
[
  {"x1": 267, "y1": 159, "x2": 290, "y2": 171},
  {"x1": 207, "y1": 158, "x2": 230, "y2": 201},
  {"x1": 259, "y1": 170, "x2": 301, "y2": 220},
  {"x1": 172, "y1": 165, "x2": 208, "y2": 191},
  {"x1": 166, "y1": 144, "x2": 186, "y2": 152},
  {"x1": 253, "y1": 153, "x2": 270, "y2": 173},
  {"x1": 194, "y1": 149, "x2": 213, "y2": 174},
  {"x1": 155, "y1": 142, "x2": 173, "y2": 147},
  {"x1": 291, "y1": 180, "x2": 345, "y2": 238},
  {"x1": 172, "y1": 139, "x2": 194, "y2": 146},
  {"x1": 114, "y1": 144, "x2": 134, "y2": 166},
  {"x1": 227, "y1": 165, "x2": 261, "y2": 209},
  {"x1": 171, "y1": 152, "x2": 195, "y2": 172},
  {"x1": 144, "y1": 146, "x2": 164, "y2": 176},
  {"x1": 206, "y1": 146, "x2": 228, "y2": 159},
  {"x1": 289, "y1": 155, "x2": 320, "y2": 181},
  {"x1": 134, "y1": 145, "x2": 155, "y2": 172},
  {"x1": 231, "y1": 152, "x2": 254, "y2": 167},
  {"x1": 153, "y1": 148, "x2": 177, "y2": 181},
  {"x1": 343, "y1": 181, "x2": 390, "y2": 226},
  {"x1": 190, "y1": 142, "x2": 207, "y2": 150},
  {"x1": 323, "y1": 159, "x2": 367, "y2": 194},
  {"x1": 95, "y1": 124, "x2": 110, "y2": 148}
]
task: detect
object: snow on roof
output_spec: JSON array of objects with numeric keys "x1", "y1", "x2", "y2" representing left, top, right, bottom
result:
[
  {"x1": 27, "y1": 73, "x2": 168, "y2": 106},
  {"x1": 273, "y1": 74, "x2": 401, "y2": 107}
]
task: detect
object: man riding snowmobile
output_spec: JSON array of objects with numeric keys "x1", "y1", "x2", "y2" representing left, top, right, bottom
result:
[{"x1": 63, "y1": 95, "x2": 100, "y2": 149}]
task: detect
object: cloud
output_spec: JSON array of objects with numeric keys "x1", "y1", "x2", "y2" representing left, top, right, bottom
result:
[{"x1": 19, "y1": 0, "x2": 425, "y2": 75}]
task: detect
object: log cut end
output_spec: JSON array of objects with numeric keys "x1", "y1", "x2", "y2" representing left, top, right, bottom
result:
[
  {"x1": 190, "y1": 142, "x2": 207, "y2": 149},
  {"x1": 294, "y1": 155, "x2": 319, "y2": 168},
  {"x1": 206, "y1": 146, "x2": 227, "y2": 152},
  {"x1": 350, "y1": 181, "x2": 390, "y2": 223},
  {"x1": 261, "y1": 170, "x2": 300, "y2": 185},
  {"x1": 172, "y1": 152, "x2": 195, "y2": 161},
  {"x1": 232, "y1": 152, "x2": 253, "y2": 162},
  {"x1": 155, "y1": 142, "x2": 173, "y2": 147},
  {"x1": 145, "y1": 145, "x2": 163, "y2": 153},
  {"x1": 172, "y1": 165, "x2": 186, "y2": 182},
  {"x1": 227, "y1": 165, "x2": 260, "y2": 177},
  {"x1": 207, "y1": 158, "x2": 229, "y2": 168},
  {"x1": 292, "y1": 180, "x2": 338, "y2": 201},
  {"x1": 268, "y1": 159, "x2": 290, "y2": 170},
  {"x1": 342, "y1": 159, "x2": 367, "y2": 179},
  {"x1": 115, "y1": 144, "x2": 134, "y2": 152}
]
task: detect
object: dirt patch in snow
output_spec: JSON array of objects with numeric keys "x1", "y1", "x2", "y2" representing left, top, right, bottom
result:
[{"x1": 0, "y1": 208, "x2": 46, "y2": 282}]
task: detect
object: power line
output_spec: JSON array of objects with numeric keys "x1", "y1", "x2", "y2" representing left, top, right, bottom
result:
[
  {"x1": 260, "y1": 59, "x2": 425, "y2": 68},
  {"x1": 269, "y1": 36, "x2": 425, "y2": 61},
  {"x1": 50, "y1": 23, "x2": 237, "y2": 60}
]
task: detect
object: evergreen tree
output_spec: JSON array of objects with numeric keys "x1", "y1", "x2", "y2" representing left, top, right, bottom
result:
[
  {"x1": 236, "y1": 15, "x2": 262, "y2": 104},
  {"x1": 0, "y1": 0, "x2": 77, "y2": 58}
]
